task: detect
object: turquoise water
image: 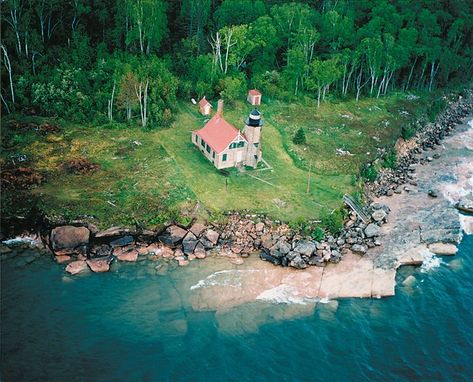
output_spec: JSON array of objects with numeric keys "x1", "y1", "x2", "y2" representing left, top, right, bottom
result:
[{"x1": 1, "y1": 235, "x2": 472, "y2": 382}]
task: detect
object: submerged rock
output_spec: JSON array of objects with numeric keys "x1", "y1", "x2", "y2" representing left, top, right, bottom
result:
[{"x1": 428, "y1": 242, "x2": 458, "y2": 256}]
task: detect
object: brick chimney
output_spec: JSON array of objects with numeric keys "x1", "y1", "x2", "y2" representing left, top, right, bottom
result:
[{"x1": 216, "y1": 99, "x2": 224, "y2": 117}]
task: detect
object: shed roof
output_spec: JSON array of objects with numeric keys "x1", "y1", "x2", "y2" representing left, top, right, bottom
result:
[
  {"x1": 199, "y1": 97, "x2": 211, "y2": 107},
  {"x1": 194, "y1": 115, "x2": 247, "y2": 154},
  {"x1": 248, "y1": 89, "x2": 261, "y2": 96}
]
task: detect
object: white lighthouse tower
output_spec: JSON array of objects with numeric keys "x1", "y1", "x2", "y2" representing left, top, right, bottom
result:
[{"x1": 243, "y1": 108, "x2": 263, "y2": 168}]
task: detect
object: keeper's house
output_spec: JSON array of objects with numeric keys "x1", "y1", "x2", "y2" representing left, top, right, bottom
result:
[{"x1": 191, "y1": 100, "x2": 263, "y2": 170}]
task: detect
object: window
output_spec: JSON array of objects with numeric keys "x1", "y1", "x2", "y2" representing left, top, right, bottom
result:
[
  {"x1": 200, "y1": 138, "x2": 205, "y2": 147},
  {"x1": 212, "y1": 152, "x2": 215, "y2": 159},
  {"x1": 206, "y1": 145, "x2": 211, "y2": 153},
  {"x1": 223, "y1": 154, "x2": 227, "y2": 161},
  {"x1": 229, "y1": 143, "x2": 235, "y2": 149},
  {"x1": 254, "y1": 143, "x2": 259, "y2": 147},
  {"x1": 238, "y1": 141, "x2": 245, "y2": 148}
]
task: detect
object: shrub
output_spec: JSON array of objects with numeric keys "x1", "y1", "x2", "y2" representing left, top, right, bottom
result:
[
  {"x1": 401, "y1": 124, "x2": 416, "y2": 140},
  {"x1": 382, "y1": 150, "x2": 397, "y2": 169},
  {"x1": 360, "y1": 163, "x2": 378, "y2": 181},
  {"x1": 310, "y1": 227, "x2": 325, "y2": 241},
  {"x1": 320, "y1": 208, "x2": 344, "y2": 236},
  {"x1": 293, "y1": 128, "x2": 306, "y2": 145}
]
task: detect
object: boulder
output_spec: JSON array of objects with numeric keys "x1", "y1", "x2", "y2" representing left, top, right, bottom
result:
[
  {"x1": 65, "y1": 260, "x2": 88, "y2": 275},
  {"x1": 86, "y1": 257, "x2": 112, "y2": 272},
  {"x1": 204, "y1": 229, "x2": 220, "y2": 245},
  {"x1": 428, "y1": 189, "x2": 438, "y2": 198},
  {"x1": 293, "y1": 240, "x2": 316, "y2": 257},
  {"x1": 364, "y1": 223, "x2": 380, "y2": 238},
  {"x1": 277, "y1": 240, "x2": 291, "y2": 255},
  {"x1": 91, "y1": 244, "x2": 112, "y2": 257},
  {"x1": 189, "y1": 223, "x2": 206, "y2": 237},
  {"x1": 289, "y1": 254, "x2": 307, "y2": 269},
  {"x1": 371, "y1": 209, "x2": 387, "y2": 222},
  {"x1": 95, "y1": 227, "x2": 134, "y2": 238},
  {"x1": 194, "y1": 242, "x2": 206, "y2": 259},
  {"x1": 109, "y1": 235, "x2": 134, "y2": 248},
  {"x1": 55, "y1": 255, "x2": 71, "y2": 264},
  {"x1": 158, "y1": 225, "x2": 188, "y2": 246},
  {"x1": 351, "y1": 244, "x2": 368, "y2": 254},
  {"x1": 50, "y1": 226, "x2": 90, "y2": 255},
  {"x1": 182, "y1": 232, "x2": 198, "y2": 254},
  {"x1": 259, "y1": 248, "x2": 281, "y2": 266},
  {"x1": 255, "y1": 222, "x2": 265, "y2": 232},
  {"x1": 115, "y1": 249, "x2": 138, "y2": 262},
  {"x1": 261, "y1": 234, "x2": 274, "y2": 249}
]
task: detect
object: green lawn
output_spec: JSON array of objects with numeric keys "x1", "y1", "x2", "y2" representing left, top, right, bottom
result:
[{"x1": 1, "y1": 92, "x2": 437, "y2": 227}]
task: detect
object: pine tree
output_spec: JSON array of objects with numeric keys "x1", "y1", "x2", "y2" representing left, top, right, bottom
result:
[{"x1": 293, "y1": 128, "x2": 306, "y2": 145}]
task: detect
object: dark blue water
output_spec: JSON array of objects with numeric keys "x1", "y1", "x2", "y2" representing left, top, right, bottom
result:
[{"x1": 2, "y1": 235, "x2": 473, "y2": 382}]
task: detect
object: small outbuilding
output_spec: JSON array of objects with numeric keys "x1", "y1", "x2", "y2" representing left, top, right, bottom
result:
[
  {"x1": 247, "y1": 89, "x2": 262, "y2": 105},
  {"x1": 199, "y1": 96, "x2": 212, "y2": 116}
]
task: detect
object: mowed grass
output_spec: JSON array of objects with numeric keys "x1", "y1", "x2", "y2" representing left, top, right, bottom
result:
[
  {"x1": 1, "y1": 91, "x2": 435, "y2": 227},
  {"x1": 158, "y1": 102, "x2": 352, "y2": 220}
]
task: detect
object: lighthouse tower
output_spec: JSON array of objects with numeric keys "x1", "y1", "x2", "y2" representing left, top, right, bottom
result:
[{"x1": 243, "y1": 108, "x2": 263, "y2": 168}]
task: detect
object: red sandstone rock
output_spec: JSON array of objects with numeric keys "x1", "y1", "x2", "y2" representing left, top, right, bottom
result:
[
  {"x1": 51, "y1": 226, "x2": 90, "y2": 255},
  {"x1": 86, "y1": 257, "x2": 112, "y2": 272},
  {"x1": 65, "y1": 260, "x2": 88, "y2": 275}
]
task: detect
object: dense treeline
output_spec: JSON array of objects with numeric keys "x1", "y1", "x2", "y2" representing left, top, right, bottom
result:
[{"x1": 1, "y1": 0, "x2": 472, "y2": 126}]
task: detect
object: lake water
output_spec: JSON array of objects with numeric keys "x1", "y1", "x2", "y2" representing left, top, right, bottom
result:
[{"x1": 1, "y1": 233, "x2": 472, "y2": 381}]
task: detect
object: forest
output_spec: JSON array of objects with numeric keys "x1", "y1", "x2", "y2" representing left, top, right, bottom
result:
[{"x1": 1, "y1": 0, "x2": 472, "y2": 127}]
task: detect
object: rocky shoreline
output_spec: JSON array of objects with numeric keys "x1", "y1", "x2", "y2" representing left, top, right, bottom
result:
[{"x1": 1, "y1": 90, "x2": 472, "y2": 280}]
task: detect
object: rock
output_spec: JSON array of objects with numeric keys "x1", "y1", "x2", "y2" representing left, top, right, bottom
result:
[
  {"x1": 115, "y1": 248, "x2": 138, "y2": 262},
  {"x1": 428, "y1": 189, "x2": 438, "y2": 198},
  {"x1": 259, "y1": 249, "x2": 281, "y2": 266},
  {"x1": 50, "y1": 226, "x2": 90, "y2": 255},
  {"x1": 95, "y1": 227, "x2": 134, "y2": 238},
  {"x1": 293, "y1": 240, "x2": 316, "y2": 256},
  {"x1": 182, "y1": 232, "x2": 198, "y2": 254},
  {"x1": 402, "y1": 275, "x2": 416, "y2": 287},
  {"x1": 364, "y1": 223, "x2": 380, "y2": 238},
  {"x1": 394, "y1": 186, "x2": 402, "y2": 194},
  {"x1": 189, "y1": 223, "x2": 206, "y2": 237},
  {"x1": 91, "y1": 244, "x2": 112, "y2": 257},
  {"x1": 308, "y1": 256, "x2": 324, "y2": 266},
  {"x1": 289, "y1": 254, "x2": 307, "y2": 269},
  {"x1": 371, "y1": 209, "x2": 387, "y2": 222},
  {"x1": 65, "y1": 260, "x2": 88, "y2": 275},
  {"x1": 193, "y1": 242, "x2": 206, "y2": 259},
  {"x1": 351, "y1": 244, "x2": 367, "y2": 254},
  {"x1": 255, "y1": 222, "x2": 265, "y2": 232},
  {"x1": 55, "y1": 255, "x2": 71, "y2": 264},
  {"x1": 386, "y1": 189, "x2": 394, "y2": 196},
  {"x1": 109, "y1": 235, "x2": 134, "y2": 248},
  {"x1": 204, "y1": 229, "x2": 219, "y2": 245},
  {"x1": 175, "y1": 255, "x2": 189, "y2": 267},
  {"x1": 86, "y1": 257, "x2": 112, "y2": 272},
  {"x1": 277, "y1": 240, "x2": 291, "y2": 255},
  {"x1": 158, "y1": 225, "x2": 188, "y2": 246},
  {"x1": 261, "y1": 234, "x2": 274, "y2": 249},
  {"x1": 428, "y1": 243, "x2": 458, "y2": 256}
]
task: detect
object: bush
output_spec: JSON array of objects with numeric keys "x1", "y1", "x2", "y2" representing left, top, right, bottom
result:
[
  {"x1": 382, "y1": 150, "x2": 397, "y2": 169},
  {"x1": 320, "y1": 208, "x2": 344, "y2": 235},
  {"x1": 293, "y1": 128, "x2": 306, "y2": 145},
  {"x1": 427, "y1": 98, "x2": 447, "y2": 122},
  {"x1": 401, "y1": 124, "x2": 416, "y2": 140},
  {"x1": 310, "y1": 227, "x2": 325, "y2": 241},
  {"x1": 360, "y1": 163, "x2": 378, "y2": 181}
]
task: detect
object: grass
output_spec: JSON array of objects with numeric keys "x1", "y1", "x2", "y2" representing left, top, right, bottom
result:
[{"x1": 1, "y1": 91, "x2": 439, "y2": 228}]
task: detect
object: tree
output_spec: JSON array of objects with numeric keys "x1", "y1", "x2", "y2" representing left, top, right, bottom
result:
[
  {"x1": 293, "y1": 128, "x2": 306, "y2": 145},
  {"x1": 117, "y1": 71, "x2": 139, "y2": 121},
  {"x1": 307, "y1": 57, "x2": 342, "y2": 107},
  {"x1": 126, "y1": 0, "x2": 168, "y2": 54}
]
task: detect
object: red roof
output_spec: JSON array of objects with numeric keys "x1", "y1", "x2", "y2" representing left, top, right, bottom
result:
[
  {"x1": 199, "y1": 97, "x2": 211, "y2": 107},
  {"x1": 194, "y1": 114, "x2": 246, "y2": 154},
  {"x1": 248, "y1": 89, "x2": 261, "y2": 96}
]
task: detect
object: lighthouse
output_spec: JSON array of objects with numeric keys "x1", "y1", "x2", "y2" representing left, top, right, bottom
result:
[{"x1": 243, "y1": 108, "x2": 263, "y2": 168}]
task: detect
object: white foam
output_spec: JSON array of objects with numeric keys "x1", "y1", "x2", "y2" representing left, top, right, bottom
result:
[
  {"x1": 2, "y1": 236, "x2": 39, "y2": 247},
  {"x1": 420, "y1": 249, "x2": 443, "y2": 273},
  {"x1": 190, "y1": 269, "x2": 258, "y2": 290},
  {"x1": 256, "y1": 284, "x2": 309, "y2": 305},
  {"x1": 459, "y1": 214, "x2": 473, "y2": 235}
]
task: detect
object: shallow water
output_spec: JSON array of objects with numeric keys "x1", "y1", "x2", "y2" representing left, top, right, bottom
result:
[{"x1": 1, "y1": 234, "x2": 472, "y2": 381}]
